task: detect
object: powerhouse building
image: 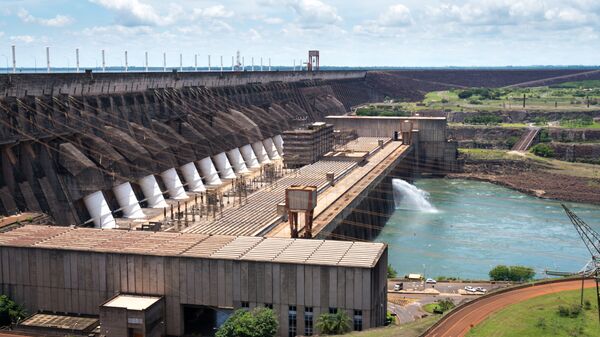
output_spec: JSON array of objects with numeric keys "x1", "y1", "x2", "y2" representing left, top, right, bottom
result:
[{"x1": 0, "y1": 225, "x2": 387, "y2": 337}]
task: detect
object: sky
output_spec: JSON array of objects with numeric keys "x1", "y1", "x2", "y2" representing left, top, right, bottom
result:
[{"x1": 0, "y1": 0, "x2": 599, "y2": 68}]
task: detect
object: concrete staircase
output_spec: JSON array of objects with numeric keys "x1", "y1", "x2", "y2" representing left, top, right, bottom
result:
[{"x1": 512, "y1": 127, "x2": 540, "y2": 151}]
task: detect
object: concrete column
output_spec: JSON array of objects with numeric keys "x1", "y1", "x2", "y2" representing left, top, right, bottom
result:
[
  {"x1": 83, "y1": 191, "x2": 116, "y2": 229},
  {"x1": 160, "y1": 168, "x2": 188, "y2": 199},
  {"x1": 180, "y1": 162, "x2": 206, "y2": 192},
  {"x1": 263, "y1": 138, "x2": 280, "y2": 160},
  {"x1": 212, "y1": 152, "x2": 236, "y2": 179},
  {"x1": 273, "y1": 135, "x2": 284, "y2": 156},
  {"x1": 240, "y1": 144, "x2": 260, "y2": 169},
  {"x1": 227, "y1": 148, "x2": 249, "y2": 174},
  {"x1": 112, "y1": 182, "x2": 145, "y2": 219},
  {"x1": 139, "y1": 175, "x2": 168, "y2": 208},
  {"x1": 198, "y1": 157, "x2": 223, "y2": 186},
  {"x1": 252, "y1": 141, "x2": 271, "y2": 164}
]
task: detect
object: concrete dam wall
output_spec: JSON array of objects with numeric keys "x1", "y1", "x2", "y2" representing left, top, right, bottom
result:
[{"x1": 0, "y1": 71, "x2": 388, "y2": 225}]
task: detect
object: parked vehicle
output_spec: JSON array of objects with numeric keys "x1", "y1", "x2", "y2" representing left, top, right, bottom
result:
[
  {"x1": 464, "y1": 286, "x2": 476, "y2": 292},
  {"x1": 393, "y1": 283, "x2": 404, "y2": 291},
  {"x1": 475, "y1": 287, "x2": 487, "y2": 293},
  {"x1": 425, "y1": 278, "x2": 437, "y2": 284}
]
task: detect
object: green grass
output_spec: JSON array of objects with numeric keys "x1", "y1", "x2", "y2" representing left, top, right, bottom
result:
[
  {"x1": 551, "y1": 80, "x2": 600, "y2": 89},
  {"x1": 459, "y1": 148, "x2": 525, "y2": 161},
  {"x1": 340, "y1": 315, "x2": 440, "y2": 337},
  {"x1": 559, "y1": 121, "x2": 600, "y2": 129},
  {"x1": 422, "y1": 303, "x2": 441, "y2": 314},
  {"x1": 459, "y1": 148, "x2": 600, "y2": 179},
  {"x1": 466, "y1": 288, "x2": 600, "y2": 337}
]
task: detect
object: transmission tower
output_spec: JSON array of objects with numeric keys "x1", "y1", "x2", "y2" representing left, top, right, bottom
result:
[{"x1": 562, "y1": 204, "x2": 600, "y2": 322}]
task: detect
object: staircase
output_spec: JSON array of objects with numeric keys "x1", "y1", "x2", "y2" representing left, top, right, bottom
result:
[{"x1": 512, "y1": 127, "x2": 540, "y2": 151}]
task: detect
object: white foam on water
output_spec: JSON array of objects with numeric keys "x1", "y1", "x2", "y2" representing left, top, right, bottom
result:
[{"x1": 392, "y1": 178, "x2": 438, "y2": 213}]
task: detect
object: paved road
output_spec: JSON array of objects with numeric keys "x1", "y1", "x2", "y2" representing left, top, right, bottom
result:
[{"x1": 424, "y1": 279, "x2": 596, "y2": 337}]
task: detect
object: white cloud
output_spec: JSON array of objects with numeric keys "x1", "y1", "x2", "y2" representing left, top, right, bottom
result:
[
  {"x1": 193, "y1": 5, "x2": 233, "y2": 19},
  {"x1": 247, "y1": 28, "x2": 262, "y2": 41},
  {"x1": 353, "y1": 4, "x2": 413, "y2": 37},
  {"x1": 264, "y1": 17, "x2": 284, "y2": 25},
  {"x1": 89, "y1": 0, "x2": 183, "y2": 26},
  {"x1": 379, "y1": 4, "x2": 412, "y2": 27},
  {"x1": 17, "y1": 9, "x2": 73, "y2": 27},
  {"x1": 289, "y1": 0, "x2": 342, "y2": 28},
  {"x1": 10, "y1": 35, "x2": 35, "y2": 43}
]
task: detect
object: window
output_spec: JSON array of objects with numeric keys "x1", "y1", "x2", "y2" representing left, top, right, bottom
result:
[
  {"x1": 265, "y1": 303, "x2": 273, "y2": 309},
  {"x1": 353, "y1": 310, "x2": 363, "y2": 331},
  {"x1": 329, "y1": 307, "x2": 337, "y2": 314},
  {"x1": 304, "y1": 307, "x2": 314, "y2": 336},
  {"x1": 288, "y1": 306, "x2": 297, "y2": 337},
  {"x1": 241, "y1": 301, "x2": 249, "y2": 309}
]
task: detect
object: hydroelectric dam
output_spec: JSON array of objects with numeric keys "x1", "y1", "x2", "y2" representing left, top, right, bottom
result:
[{"x1": 0, "y1": 68, "x2": 591, "y2": 336}]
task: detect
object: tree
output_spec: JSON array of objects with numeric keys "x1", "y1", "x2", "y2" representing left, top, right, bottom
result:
[
  {"x1": 387, "y1": 264, "x2": 397, "y2": 279},
  {"x1": 316, "y1": 310, "x2": 352, "y2": 335},
  {"x1": 433, "y1": 298, "x2": 455, "y2": 314},
  {"x1": 0, "y1": 295, "x2": 26, "y2": 327},
  {"x1": 216, "y1": 308, "x2": 278, "y2": 337},
  {"x1": 530, "y1": 143, "x2": 554, "y2": 158},
  {"x1": 489, "y1": 265, "x2": 535, "y2": 282},
  {"x1": 489, "y1": 265, "x2": 511, "y2": 281}
]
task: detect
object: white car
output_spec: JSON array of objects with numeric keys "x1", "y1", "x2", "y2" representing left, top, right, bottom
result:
[
  {"x1": 464, "y1": 286, "x2": 476, "y2": 292},
  {"x1": 425, "y1": 278, "x2": 437, "y2": 284},
  {"x1": 475, "y1": 287, "x2": 487, "y2": 293}
]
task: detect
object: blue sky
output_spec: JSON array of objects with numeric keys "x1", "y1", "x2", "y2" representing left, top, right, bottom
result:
[{"x1": 0, "y1": 0, "x2": 599, "y2": 68}]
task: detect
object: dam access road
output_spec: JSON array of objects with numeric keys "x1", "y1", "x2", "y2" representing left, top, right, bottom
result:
[{"x1": 423, "y1": 278, "x2": 597, "y2": 337}]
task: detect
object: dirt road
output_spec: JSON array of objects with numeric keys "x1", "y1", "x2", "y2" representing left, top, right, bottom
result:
[{"x1": 424, "y1": 279, "x2": 597, "y2": 337}]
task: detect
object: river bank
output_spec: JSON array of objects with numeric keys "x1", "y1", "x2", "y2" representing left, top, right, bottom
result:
[{"x1": 448, "y1": 149, "x2": 600, "y2": 206}]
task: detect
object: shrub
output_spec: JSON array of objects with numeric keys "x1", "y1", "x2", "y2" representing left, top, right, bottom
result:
[
  {"x1": 539, "y1": 129, "x2": 551, "y2": 143},
  {"x1": 316, "y1": 310, "x2": 352, "y2": 335},
  {"x1": 506, "y1": 136, "x2": 520, "y2": 149},
  {"x1": 387, "y1": 264, "x2": 397, "y2": 279},
  {"x1": 435, "y1": 298, "x2": 455, "y2": 313},
  {"x1": 0, "y1": 295, "x2": 26, "y2": 327},
  {"x1": 385, "y1": 312, "x2": 394, "y2": 326},
  {"x1": 531, "y1": 143, "x2": 555, "y2": 158},
  {"x1": 468, "y1": 99, "x2": 483, "y2": 105},
  {"x1": 441, "y1": 98, "x2": 449, "y2": 103},
  {"x1": 557, "y1": 304, "x2": 582, "y2": 318},
  {"x1": 216, "y1": 308, "x2": 278, "y2": 337},
  {"x1": 489, "y1": 265, "x2": 535, "y2": 282}
]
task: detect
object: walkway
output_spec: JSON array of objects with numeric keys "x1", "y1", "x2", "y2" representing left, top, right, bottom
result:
[
  {"x1": 424, "y1": 278, "x2": 596, "y2": 337},
  {"x1": 511, "y1": 127, "x2": 540, "y2": 151}
]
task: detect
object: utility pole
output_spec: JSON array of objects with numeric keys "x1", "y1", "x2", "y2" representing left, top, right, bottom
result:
[
  {"x1": 220, "y1": 55, "x2": 223, "y2": 72},
  {"x1": 194, "y1": 54, "x2": 198, "y2": 71},
  {"x1": 46, "y1": 47, "x2": 50, "y2": 73},
  {"x1": 231, "y1": 56, "x2": 234, "y2": 71},
  {"x1": 251, "y1": 57, "x2": 254, "y2": 71},
  {"x1": 180, "y1": 53, "x2": 183, "y2": 71},
  {"x1": 75, "y1": 48, "x2": 80, "y2": 73},
  {"x1": 145, "y1": 51, "x2": 148, "y2": 72},
  {"x1": 269, "y1": 57, "x2": 271, "y2": 71},
  {"x1": 124, "y1": 50, "x2": 128, "y2": 72},
  {"x1": 11, "y1": 45, "x2": 16, "y2": 74},
  {"x1": 260, "y1": 57, "x2": 263, "y2": 71},
  {"x1": 208, "y1": 55, "x2": 211, "y2": 71},
  {"x1": 523, "y1": 94, "x2": 526, "y2": 108},
  {"x1": 242, "y1": 56, "x2": 245, "y2": 71},
  {"x1": 102, "y1": 49, "x2": 106, "y2": 72},
  {"x1": 163, "y1": 52, "x2": 166, "y2": 72}
]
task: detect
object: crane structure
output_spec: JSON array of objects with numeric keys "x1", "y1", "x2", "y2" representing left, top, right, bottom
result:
[{"x1": 562, "y1": 204, "x2": 600, "y2": 322}]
